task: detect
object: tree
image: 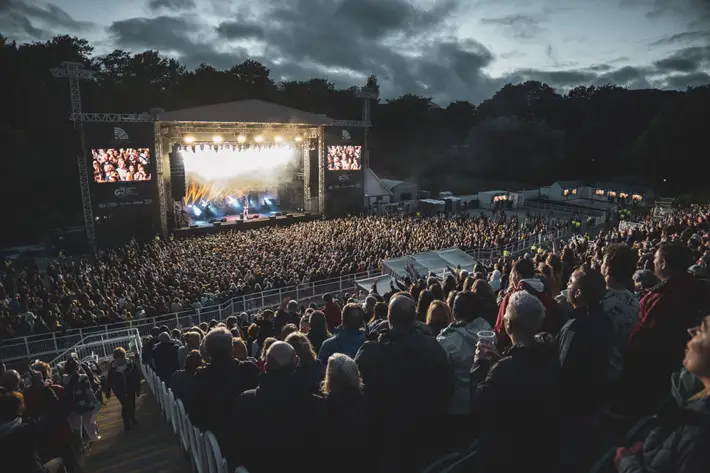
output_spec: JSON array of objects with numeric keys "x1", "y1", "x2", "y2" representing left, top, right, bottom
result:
[{"x1": 1, "y1": 33, "x2": 709, "y2": 245}]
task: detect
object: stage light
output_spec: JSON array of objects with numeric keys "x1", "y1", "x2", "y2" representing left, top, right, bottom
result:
[
  {"x1": 254, "y1": 135, "x2": 264, "y2": 143},
  {"x1": 274, "y1": 136, "x2": 283, "y2": 143},
  {"x1": 213, "y1": 135, "x2": 223, "y2": 144},
  {"x1": 184, "y1": 136, "x2": 195, "y2": 144},
  {"x1": 193, "y1": 206, "x2": 202, "y2": 217},
  {"x1": 237, "y1": 135, "x2": 246, "y2": 143},
  {"x1": 295, "y1": 136, "x2": 303, "y2": 142}
]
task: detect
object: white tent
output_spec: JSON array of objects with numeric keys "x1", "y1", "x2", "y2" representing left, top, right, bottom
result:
[{"x1": 382, "y1": 247, "x2": 478, "y2": 279}]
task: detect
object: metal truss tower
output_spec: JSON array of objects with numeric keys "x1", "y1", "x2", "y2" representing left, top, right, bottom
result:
[
  {"x1": 52, "y1": 62, "x2": 157, "y2": 250},
  {"x1": 354, "y1": 87, "x2": 379, "y2": 170},
  {"x1": 51, "y1": 62, "x2": 98, "y2": 251}
]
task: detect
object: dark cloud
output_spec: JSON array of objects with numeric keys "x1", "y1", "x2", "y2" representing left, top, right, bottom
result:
[
  {"x1": 104, "y1": 0, "x2": 710, "y2": 104},
  {"x1": 664, "y1": 71, "x2": 710, "y2": 89},
  {"x1": 108, "y1": 16, "x2": 246, "y2": 68},
  {"x1": 148, "y1": 0, "x2": 196, "y2": 11},
  {"x1": 215, "y1": 20, "x2": 264, "y2": 40},
  {"x1": 651, "y1": 30, "x2": 710, "y2": 45},
  {"x1": 0, "y1": 0, "x2": 94, "y2": 40},
  {"x1": 654, "y1": 46, "x2": 710, "y2": 73},
  {"x1": 480, "y1": 14, "x2": 545, "y2": 39}
]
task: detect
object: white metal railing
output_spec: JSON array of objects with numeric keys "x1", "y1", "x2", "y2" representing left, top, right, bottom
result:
[
  {"x1": 0, "y1": 269, "x2": 380, "y2": 363},
  {"x1": 0, "y1": 227, "x2": 572, "y2": 363},
  {"x1": 143, "y1": 362, "x2": 233, "y2": 473},
  {"x1": 48, "y1": 328, "x2": 143, "y2": 370}
]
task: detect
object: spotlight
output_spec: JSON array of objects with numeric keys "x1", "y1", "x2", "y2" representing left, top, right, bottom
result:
[
  {"x1": 274, "y1": 136, "x2": 283, "y2": 143},
  {"x1": 294, "y1": 136, "x2": 303, "y2": 142},
  {"x1": 213, "y1": 135, "x2": 223, "y2": 143},
  {"x1": 254, "y1": 135, "x2": 264, "y2": 143},
  {"x1": 237, "y1": 135, "x2": 246, "y2": 143},
  {"x1": 184, "y1": 135, "x2": 195, "y2": 144}
]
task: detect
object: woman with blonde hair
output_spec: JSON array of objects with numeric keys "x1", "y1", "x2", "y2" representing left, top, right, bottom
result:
[
  {"x1": 426, "y1": 300, "x2": 452, "y2": 337},
  {"x1": 321, "y1": 354, "x2": 367, "y2": 473}
]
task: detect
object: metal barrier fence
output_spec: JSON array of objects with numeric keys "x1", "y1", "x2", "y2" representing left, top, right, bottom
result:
[
  {"x1": 0, "y1": 227, "x2": 571, "y2": 363},
  {"x1": 47, "y1": 328, "x2": 143, "y2": 370}
]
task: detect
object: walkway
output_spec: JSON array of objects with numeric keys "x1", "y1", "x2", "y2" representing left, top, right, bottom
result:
[{"x1": 80, "y1": 387, "x2": 191, "y2": 473}]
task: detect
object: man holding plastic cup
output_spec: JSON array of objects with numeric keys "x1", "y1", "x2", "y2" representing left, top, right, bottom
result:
[{"x1": 469, "y1": 291, "x2": 561, "y2": 473}]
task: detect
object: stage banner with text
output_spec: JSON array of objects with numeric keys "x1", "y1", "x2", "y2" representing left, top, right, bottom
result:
[{"x1": 84, "y1": 122, "x2": 160, "y2": 244}]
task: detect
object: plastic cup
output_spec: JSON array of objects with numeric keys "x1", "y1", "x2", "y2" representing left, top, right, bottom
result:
[{"x1": 477, "y1": 330, "x2": 497, "y2": 348}]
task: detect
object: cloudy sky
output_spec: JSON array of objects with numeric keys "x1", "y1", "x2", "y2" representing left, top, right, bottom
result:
[{"x1": 1, "y1": 0, "x2": 709, "y2": 103}]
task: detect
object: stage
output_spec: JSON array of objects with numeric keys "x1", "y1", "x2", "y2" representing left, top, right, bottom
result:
[{"x1": 174, "y1": 210, "x2": 320, "y2": 237}]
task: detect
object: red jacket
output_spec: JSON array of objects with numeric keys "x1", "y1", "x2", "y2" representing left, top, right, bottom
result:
[
  {"x1": 324, "y1": 301, "x2": 342, "y2": 332},
  {"x1": 625, "y1": 274, "x2": 710, "y2": 410},
  {"x1": 494, "y1": 279, "x2": 559, "y2": 348}
]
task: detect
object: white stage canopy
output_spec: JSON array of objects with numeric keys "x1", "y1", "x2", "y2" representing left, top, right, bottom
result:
[{"x1": 382, "y1": 247, "x2": 478, "y2": 279}]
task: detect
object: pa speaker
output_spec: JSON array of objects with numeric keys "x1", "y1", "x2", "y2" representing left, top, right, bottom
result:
[
  {"x1": 213, "y1": 222, "x2": 221, "y2": 226},
  {"x1": 269, "y1": 216, "x2": 276, "y2": 221},
  {"x1": 169, "y1": 152, "x2": 186, "y2": 199},
  {"x1": 286, "y1": 213, "x2": 293, "y2": 218},
  {"x1": 305, "y1": 212, "x2": 311, "y2": 216}
]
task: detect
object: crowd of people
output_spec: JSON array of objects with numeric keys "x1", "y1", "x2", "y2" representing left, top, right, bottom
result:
[
  {"x1": 0, "y1": 354, "x2": 108, "y2": 473},
  {"x1": 91, "y1": 148, "x2": 151, "y2": 183},
  {"x1": 1, "y1": 203, "x2": 710, "y2": 472},
  {"x1": 130, "y1": 203, "x2": 709, "y2": 473},
  {"x1": 0, "y1": 212, "x2": 566, "y2": 340},
  {"x1": 326, "y1": 145, "x2": 362, "y2": 171}
]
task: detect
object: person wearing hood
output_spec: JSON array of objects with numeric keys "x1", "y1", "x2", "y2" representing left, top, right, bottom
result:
[
  {"x1": 470, "y1": 291, "x2": 561, "y2": 473},
  {"x1": 615, "y1": 314, "x2": 710, "y2": 473},
  {"x1": 488, "y1": 268, "x2": 503, "y2": 293},
  {"x1": 104, "y1": 347, "x2": 141, "y2": 432},
  {"x1": 494, "y1": 258, "x2": 560, "y2": 348},
  {"x1": 0, "y1": 389, "x2": 67, "y2": 473},
  {"x1": 318, "y1": 303, "x2": 366, "y2": 364},
  {"x1": 437, "y1": 292, "x2": 492, "y2": 440}
]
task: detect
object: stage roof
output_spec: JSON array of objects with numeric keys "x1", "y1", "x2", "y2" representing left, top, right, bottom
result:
[
  {"x1": 382, "y1": 248, "x2": 478, "y2": 279},
  {"x1": 158, "y1": 99, "x2": 335, "y2": 125}
]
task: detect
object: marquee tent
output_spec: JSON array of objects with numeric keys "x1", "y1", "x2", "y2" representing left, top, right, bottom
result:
[{"x1": 382, "y1": 247, "x2": 478, "y2": 279}]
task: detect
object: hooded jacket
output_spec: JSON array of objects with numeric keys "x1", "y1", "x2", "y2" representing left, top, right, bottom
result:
[
  {"x1": 317, "y1": 327, "x2": 366, "y2": 364},
  {"x1": 437, "y1": 317, "x2": 492, "y2": 415},
  {"x1": 618, "y1": 393, "x2": 710, "y2": 473},
  {"x1": 495, "y1": 278, "x2": 560, "y2": 347}
]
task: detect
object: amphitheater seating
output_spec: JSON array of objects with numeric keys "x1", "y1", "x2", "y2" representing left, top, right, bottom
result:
[{"x1": 142, "y1": 363, "x2": 238, "y2": 473}]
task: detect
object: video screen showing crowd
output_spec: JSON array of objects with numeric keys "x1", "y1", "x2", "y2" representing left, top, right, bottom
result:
[
  {"x1": 327, "y1": 145, "x2": 361, "y2": 171},
  {"x1": 2, "y1": 204, "x2": 710, "y2": 473},
  {"x1": 91, "y1": 148, "x2": 151, "y2": 183}
]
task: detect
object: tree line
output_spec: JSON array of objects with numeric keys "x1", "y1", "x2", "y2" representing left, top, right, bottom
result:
[{"x1": 1, "y1": 34, "x2": 708, "y2": 245}]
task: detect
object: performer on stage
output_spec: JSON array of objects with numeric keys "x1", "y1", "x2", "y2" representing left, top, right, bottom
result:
[{"x1": 242, "y1": 196, "x2": 249, "y2": 219}]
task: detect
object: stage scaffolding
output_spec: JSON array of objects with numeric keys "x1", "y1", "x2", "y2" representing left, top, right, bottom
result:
[{"x1": 155, "y1": 122, "x2": 322, "y2": 227}]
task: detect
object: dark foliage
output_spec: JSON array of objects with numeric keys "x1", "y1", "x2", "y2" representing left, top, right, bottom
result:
[{"x1": 1, "y1": 35, "x2": 709, "y2": 245}]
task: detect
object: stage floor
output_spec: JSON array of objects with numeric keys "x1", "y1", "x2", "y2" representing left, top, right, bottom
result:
[{"x1": 175, "y1": 210, "x2": 319, "y2": 237}]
